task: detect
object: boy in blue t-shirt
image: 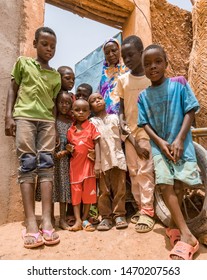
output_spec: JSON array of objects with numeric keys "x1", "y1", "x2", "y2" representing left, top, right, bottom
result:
[{"x1": 138, "y1": 44, "x2": 200, "y2": 260}]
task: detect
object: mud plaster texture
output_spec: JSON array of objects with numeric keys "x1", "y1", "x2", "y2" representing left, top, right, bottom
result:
[{"x1": 150, "y1": 0, "x2": 192, "y2": 79}]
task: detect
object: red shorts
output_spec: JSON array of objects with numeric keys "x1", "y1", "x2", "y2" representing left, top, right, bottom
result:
[{"x1": 71, "y1": 177, "x2": 97, "y2": 205}]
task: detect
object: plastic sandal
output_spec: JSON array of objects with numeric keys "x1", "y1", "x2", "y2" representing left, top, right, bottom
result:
[
  {"x1": 135, "y1": 214, "x2": 155, "y2": 233},
  {"x1": 130, "y1": 211, "x2": 141, "y2": 224},
  {"x1": 22, "y1": 229, "x2": 44, "y2": 249},
  {"x1": 115, "y1": 217, "x2": 128, "y2": 229},
  {"x1": 82, "y1": 220, "x2": 95, "y2": 232},
  {"x1": 97, "y1": 218, "x2": 112, "y2": 231},
  {"x1": 41, "y1": 229, "x2": 60, "y2": 245},
  {"x1": 166, "y1": 228, "x2": 181, "y2": 247},
  {"x1": 169, "y1": 240, "x2": 199, "y2": 260}
]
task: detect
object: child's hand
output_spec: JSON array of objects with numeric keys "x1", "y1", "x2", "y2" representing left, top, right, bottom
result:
[
  {"x1": 170, "y1": 138, "x2": 184, "y2": 163},
  {"x1": 94, "y1": 161, "x2": 101, "y2": 178},
  {"x1": 87, "y1": 149, "x2": 95, "y2": 161},
  {"x1": 120, "y1": 119, "x2": 131, "y2": 135},
  {"x1": 5, "y1": 117, "x2": 16, "y2": 137},
  {"x1": 158, "y1": 139, "x2": 175, "y2": 161},
  {"x1": 134, "y1": 141, "x2": 149, "y2": 159},
  {"x1": 55, "y1": 131, "x2": 60, "y2": 148},
  {"x1": 55, "y1": 150, "x2": 69, "y2": 159},
  {"x1": 66, "y1": 144, "x2": 74, "y2": 153},
  {"x1": 56, "y1": 138, "x2": 60, "y2": 148}
]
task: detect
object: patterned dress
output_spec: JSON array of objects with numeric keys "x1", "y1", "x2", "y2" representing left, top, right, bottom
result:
[{"x1": 53, "y1": 119, "x2": 72, "y2": 203}]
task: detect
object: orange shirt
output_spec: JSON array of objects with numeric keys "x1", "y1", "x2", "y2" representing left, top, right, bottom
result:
[{"x1": 67, "y1": 120, "x2": 100, "y2": 183}]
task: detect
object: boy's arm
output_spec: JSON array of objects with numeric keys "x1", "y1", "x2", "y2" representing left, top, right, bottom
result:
[
  {"x1": 171, "y1": 109, "x2": 195, "y2": 162},
  {"x1": 94, "y1": 138, "x2": 101, "y2": 178},
  {"x1": 119, "y1": 97, "x2": 130, "y2": 135},
  {"x1": 53, "y1": 101, "x2": 60, "y2": 147},
  {"x1": 144, "y1": 124, "x2": 174, "y2": 161},
  {"x1": 5, "y1": 79, "x2": 19, "y2": 136},
  {"x1": 120, "y1": 98, "x2": 149, "y2": 159}
]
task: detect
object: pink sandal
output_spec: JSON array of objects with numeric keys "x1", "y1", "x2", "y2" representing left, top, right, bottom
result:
[
  {"x1": 22, "y1": 229, "x2": 44, "y2": 249},
  {"x1": 169, "y1": 240, "x2": 199, "y2": 260},
  {"x1": 41, "y1": 229, "x2": 60, "y2": 245},
  {"x1": 166, "y1": 228, "x2": 181, "y2": 247}
]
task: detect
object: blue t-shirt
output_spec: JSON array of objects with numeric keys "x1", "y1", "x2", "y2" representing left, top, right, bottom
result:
[{"x1": 138, "y1": 76, "x2": 200, "y2": 161}]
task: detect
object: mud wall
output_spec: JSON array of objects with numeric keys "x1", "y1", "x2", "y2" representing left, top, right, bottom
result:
[
  {"x1": 0, "y1": 0, "x2": 23, "y2": 225},
  {"x1": 150, "y1": 0, "x2": 192, "y2": 78},
  {"x1": 0, "y1": 0, "x2": 44, "y2": 225},
  {"x1": 188, "y1": 0, "x2": 207, "y2": 148}
]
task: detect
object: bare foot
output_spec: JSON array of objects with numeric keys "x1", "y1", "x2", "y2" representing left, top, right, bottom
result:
[
  {"x1": 69, "y1": 220, "x2": 82, "y2": 231},
  {"x1": 59, "y1": 220, "x2": 70, "y2": 230}
]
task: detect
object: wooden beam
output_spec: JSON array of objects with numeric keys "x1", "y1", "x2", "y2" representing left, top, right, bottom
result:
[
  {"x1": 46, "y1": 0, "x2": 123, "y2": 29},
  {"x1": 47, "y1": 0, "x2": 130, "y2": 17},
  {"x1": 46, "y1": 0, "x2": 127, "y2": 28}
]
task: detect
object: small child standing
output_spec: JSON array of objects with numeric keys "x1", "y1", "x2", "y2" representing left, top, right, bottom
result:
[
  {"x1": 57, "y1": 65, "x2": 75, "y2": 224},
  {"x1": 116, "y1": 35, "x2": 155, "y2": 233},
  {"x1": 76, "y1": 83, "x2": 93, "y2": 101},
  {"x1": 89, "y1": 93, "x2": 128, "y2": 230},
  {"x1": 75, "y1": 82, "x2": 98, "y2": 223},
  {"x1": 53, "y1": 90, "x2": 73, "y2": 230},
  {"x1": 4, "y1": 27, "x2": 61, "y2": 248},
  {"x1": 67, "y1": 99, "x2": 101, "y2": 231},
  {"x1": 138, "y1": 44, "x2": 200, "y2": 260}
]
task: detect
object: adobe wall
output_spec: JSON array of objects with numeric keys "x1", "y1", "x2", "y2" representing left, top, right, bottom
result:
[
  {"x1": 123, "y1": 0, "x2": 152, "y2": 48},
  {"x1": 0, "y1": 0, "x2": 44, "y2": 225},
  {"x1": 150, "y1": 0, "x2": 192, "y2": 78},
  {"x1": 0, "y1": 0, "x2": 193, "y2": 225}
]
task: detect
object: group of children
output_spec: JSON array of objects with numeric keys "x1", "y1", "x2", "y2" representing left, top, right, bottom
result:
[{"x1": 4, "y1": 26, "x2": 201, "y2": 260}]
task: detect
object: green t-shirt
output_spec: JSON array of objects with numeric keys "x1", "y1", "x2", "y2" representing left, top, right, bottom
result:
[{"x1": 12, "y1": 56, "x2": 61, "y2": 121}]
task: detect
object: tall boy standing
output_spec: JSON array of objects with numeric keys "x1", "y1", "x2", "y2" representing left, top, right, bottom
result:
[
  {"x1": 5, "y1": 27, "x2": 61, "y2": 248},
  {"x1": 116, "y1": 35, "x2": 155, "y2": 233}
]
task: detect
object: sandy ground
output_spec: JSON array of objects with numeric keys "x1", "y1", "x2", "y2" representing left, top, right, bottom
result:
[{"x1": 0, "y1": 203, "x2": 207, "y2": 260}]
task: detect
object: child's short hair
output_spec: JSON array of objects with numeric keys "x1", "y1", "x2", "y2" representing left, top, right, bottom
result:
[
  {"x1": 77, "y1": 83, "x2": 93, "y2": 95},
  {"x1": 57, "y1": 66, "x2": 74, "y2": 76},
  {"x1": 35, "y1": 27, "x2": 56, "y2": 41},
  {"x1": 143, "y1": 44, "x2": 168, "y2": 62},
  {"x1": 56, "y1": 90, "x2": 73, "y2": 104},
  {"x1": 122, "y1": 35, "x2": 144, "y2": 52}
]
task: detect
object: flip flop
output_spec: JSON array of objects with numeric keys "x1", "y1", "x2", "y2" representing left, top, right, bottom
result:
[
  {"x1": 97, "y1": 218, "x2": 112, "y2": 231},
  {"x1": 22, "y1": 229, "x2": 44, "y2": 249},
  {"x1": 41, "y1": 229, "x2": 60, "y2": 245},
  {"x1": 130, "y1": 211, "x2": 141, "y2": 224},
  {"x1": 135, "y1": 214, "x2": 155, "y2": 233},
  {"x1": 82, "y1": 220, "x2": 95, "y2": 232},
  {"x1": 169, "y1": 240, "x2": 199, "y2": 260},
  {"x1": 115, "y1": 217, "x2": 128, "y2": 229},
  {"x1": 166, "y1": 228, "x2": 181, "y2": 247}
]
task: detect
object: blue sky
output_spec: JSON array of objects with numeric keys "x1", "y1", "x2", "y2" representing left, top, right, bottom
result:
[{"x1": 44, "y1": 0, "x2": 192, "y2": 70}]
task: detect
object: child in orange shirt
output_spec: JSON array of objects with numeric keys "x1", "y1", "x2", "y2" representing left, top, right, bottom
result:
[{"x1": 67, "y1": 99, "x2": 101, "y2": 231}]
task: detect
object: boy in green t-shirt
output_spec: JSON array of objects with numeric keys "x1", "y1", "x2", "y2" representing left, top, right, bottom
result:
[{"x1": 5, "y1": 26, "x2": 61, "y2": 249}]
